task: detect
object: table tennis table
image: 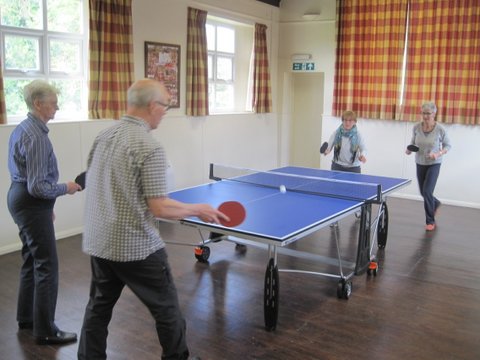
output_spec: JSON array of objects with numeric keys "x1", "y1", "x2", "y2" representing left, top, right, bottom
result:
[{"x1": 167, "y1": 164, "x2": 410, "y2": 331}]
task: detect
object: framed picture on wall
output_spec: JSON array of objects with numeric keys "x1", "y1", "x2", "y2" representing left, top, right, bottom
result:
[{"x1": 144, "y1": 41, "x2": 180, "y2": 108}]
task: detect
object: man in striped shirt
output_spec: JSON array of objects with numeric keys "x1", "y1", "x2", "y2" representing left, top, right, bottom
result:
[{"x1": 7, "y1": 80, "x2": 82, "y2": 345}]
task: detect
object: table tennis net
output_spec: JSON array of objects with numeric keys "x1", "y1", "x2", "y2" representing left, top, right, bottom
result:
[{"x1": 210, "y1": 163, "x2": 381, "y2": 202}]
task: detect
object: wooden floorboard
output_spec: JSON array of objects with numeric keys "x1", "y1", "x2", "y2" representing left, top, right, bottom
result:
[{"x1": 1, "y1": 198, "x2": 479, "y2": 359}]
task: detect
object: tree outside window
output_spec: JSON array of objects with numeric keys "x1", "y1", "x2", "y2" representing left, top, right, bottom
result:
[{"x1": 0, "y1": 0, "x2": 87, "y2": 123}]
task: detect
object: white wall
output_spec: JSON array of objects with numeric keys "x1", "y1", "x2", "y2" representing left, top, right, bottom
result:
[{"x1": 0, "y1": 0, "x2": 280, "y2": 255}]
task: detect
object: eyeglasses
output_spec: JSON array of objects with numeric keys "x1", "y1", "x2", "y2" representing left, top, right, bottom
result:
[
  {"x1": 422, "y1": 112, "x2": 433, "y2": 116},
  {"x1": 154, "y1": 100, "x2": 171, "y2": 111}
]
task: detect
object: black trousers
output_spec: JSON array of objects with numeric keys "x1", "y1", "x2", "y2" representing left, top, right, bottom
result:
[
  {"x1": 78, "y1": 248, "x2": 189, "y2": 360},
  {"x1": 7, "y1": 182, "x2": 59, "y2": 337},
  {"x1": 331, "y1": 161, "x2": 361, "y2": 173}
]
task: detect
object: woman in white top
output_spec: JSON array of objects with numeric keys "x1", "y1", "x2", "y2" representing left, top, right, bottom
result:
[{"x1": 323, "y1": 110, "x2": 367, "y2": 173}]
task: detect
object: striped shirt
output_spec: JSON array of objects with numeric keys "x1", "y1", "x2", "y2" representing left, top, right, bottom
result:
[
  {"x1": 8, "y1": 113, "x2": 67, "y2": 199},
  {"x1": 82, "y1": 115, "x2": 168, "y2": 261}
]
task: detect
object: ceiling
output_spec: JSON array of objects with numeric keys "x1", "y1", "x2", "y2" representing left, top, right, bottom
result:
[
  {"x1": 279, "y1": 0, "x2": 335, "y2": 23},
  {"x1": 257, "y1": 0, "x2": 336, "y2": 22}
]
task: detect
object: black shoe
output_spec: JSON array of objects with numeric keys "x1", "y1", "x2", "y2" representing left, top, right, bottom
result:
[
  {"x1": 36, "y1": 330, "x2": 77, "y2": 345},
  {"x1": 18, "y1": 322, "x2": 33, "y2": 330}
]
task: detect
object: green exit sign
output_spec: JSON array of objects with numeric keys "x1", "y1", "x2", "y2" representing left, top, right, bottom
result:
[{"x1": 292, "y1": 62, "x2": 315, "y2": 71}]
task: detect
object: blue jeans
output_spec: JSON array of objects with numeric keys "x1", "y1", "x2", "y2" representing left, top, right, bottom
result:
[
  {"x1": 416, "y1": 163, "x2": 441, "y2": 225},
  {"x1": 78, "y1": 248, "x2": 189, "y2": 360}
]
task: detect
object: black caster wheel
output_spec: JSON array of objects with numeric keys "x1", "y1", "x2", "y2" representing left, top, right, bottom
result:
[
  {"x1": 377, "y1": 203, "x2": 389, "y2": 249},
  {"x1": 194, "y1": 246, "x2": 210, "y2": 262},
  {"x1": 235, "y1": 243, "x2": 247, "y2": 252},
  {"x1": 264, "y1": 258, "x2": 279, "y2": 331},
  {"x1": 367, "y1": 261, "x2": 378, "y2": 276},
  {"x1": 337, "y1": 279, "x2": 352, "y2": 299}
]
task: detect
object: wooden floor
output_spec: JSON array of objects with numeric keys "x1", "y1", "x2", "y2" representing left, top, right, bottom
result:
[{"x1": 1, "y1": 197, "x2": 480, "y2": 360}]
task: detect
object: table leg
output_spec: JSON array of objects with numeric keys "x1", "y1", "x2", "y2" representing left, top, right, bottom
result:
[
  {"x1": 377, "y1": 202, "x2": 389, "y2": 249},
  {"x1": 355, "y1": 204, "x2": 372, "y2": 275}
]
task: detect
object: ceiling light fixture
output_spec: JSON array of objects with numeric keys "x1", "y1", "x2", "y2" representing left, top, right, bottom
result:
[{"x1": 302, "y1": 12, "x2": 321, "y2": 21}]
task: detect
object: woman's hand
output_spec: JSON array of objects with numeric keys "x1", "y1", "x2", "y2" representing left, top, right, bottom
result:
[{"x1": 427, "y1": 151, "x2": 442, "y2": 160}]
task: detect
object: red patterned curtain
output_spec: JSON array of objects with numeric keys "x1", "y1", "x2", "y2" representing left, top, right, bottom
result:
[
  {"x1": 333, "y1": 0, "x2": 408, "y2": 120},
  {"x1": 186, "y1": 7, "x2": 209, "y2": 116},
  {"x1": 251, "y1": 23, "x2": 272, "y2": 113},
  {"x1": 401, "y1": 0, "x2": 480, "y2": 124},
  {"x1": 88, "y1": 0, "x2": 134, "y2": 119},
  {"x1": 0, "y1": 60, "x2": 6, "y2": 124}
]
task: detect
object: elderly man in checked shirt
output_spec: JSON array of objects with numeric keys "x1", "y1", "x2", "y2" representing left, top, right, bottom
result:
[
  {"x1": 7, "y1": 80, "x2": 82, "y2": 345},
  {"x1": 77, "y1": 79, "x2": 228, "y2": 360}
]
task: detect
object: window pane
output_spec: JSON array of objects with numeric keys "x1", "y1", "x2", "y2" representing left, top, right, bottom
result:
[
  {"x1": 215, "y1": 83, "x2": 233, "y2": 110},
  {"x1": 206, "y1": 23, "x2": 215, "y2": 51},
  {"x1": 0, "y1": 0, "x2": 42, "y2": 29},
  {"x1": 4, "y1": 35, "x2": 40, "y2": 71},
  {"x1": 217, "y1": 26, "x2": 234, "y2": 53},
  {"x1": 47, "y1": 0, "x2": 82, "y2": 33},
  {"x1": 3, "y1": 79, "x2": 30, "y2": 117},
  {"x1": 50, "y1": 39, "x2": 81, "y2": 73},
  {"x1": 208, "y1": 82, "x2": 214, "y2": 110},
  {"x1": 51, "y1": 79, "x2": 84, "y2": 116},
  {"x1": 208, "y1": 55, "x2": 213, "y2": 79},
  {"x1": 216, "y1": 56, "x2": 233, "y2": 81}
]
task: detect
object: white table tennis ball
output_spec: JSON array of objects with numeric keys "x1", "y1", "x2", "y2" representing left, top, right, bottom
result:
[{"x1": 279, "y1": 185, "x2": 286, "y2": 193}]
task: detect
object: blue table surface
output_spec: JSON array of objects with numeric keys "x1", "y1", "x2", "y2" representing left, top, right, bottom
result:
[{"x1": 168, "y1": 166, "x2": 410, "y2": 242}]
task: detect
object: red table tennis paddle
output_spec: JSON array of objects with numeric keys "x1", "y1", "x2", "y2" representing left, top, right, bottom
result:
[
  {"x1": 218, "y1": 201, "x2": 246, "y2": 227},
  {"x1": 407, "y1": 144, "x2": 419, "y2": 152},
  {"x1": 320, "y1": 142, "x2": 329, "y2": 154}
]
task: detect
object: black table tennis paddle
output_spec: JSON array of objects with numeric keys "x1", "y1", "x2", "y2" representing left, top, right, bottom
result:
[
  {"x1": 75, "y1": 171, "x2": 86, "y2": 189},
  {"x1": 407, "y1": 144, "x2": 419, "y2": 152},
  {"x1": 320, "y1": 142, "x2": 328, "y2": 154}
]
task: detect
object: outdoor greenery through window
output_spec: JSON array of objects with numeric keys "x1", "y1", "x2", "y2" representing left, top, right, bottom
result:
[
  {"x1": 206, "y1": 16, "x2": 253, "y2": 113},
  {"x1": 0, "y1": 0, "x2": 87, "y2": 123}
]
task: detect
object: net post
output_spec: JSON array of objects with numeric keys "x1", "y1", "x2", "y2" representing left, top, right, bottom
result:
[
  {"x1": 376, "y1": 184, "x2": 382, "y2": 202},
  {"x1": 209, "y1": 163, "x2": 221, "y2": 181}
]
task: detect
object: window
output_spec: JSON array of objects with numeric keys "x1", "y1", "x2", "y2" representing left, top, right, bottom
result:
[
  {"x1": 0, "y1": 0, "x2": 88, "y2": 123},
  {"x1": 206, "y1": 16, "x2": 253, "y2": 113}
]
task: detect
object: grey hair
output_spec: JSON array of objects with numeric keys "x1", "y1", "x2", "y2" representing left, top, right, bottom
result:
[
  {"x1": 127, "y1": 79, "x2": 161, "y2": 107},
  {"x1": 421, "y1": 101, "x2": 437, "y2": 114},
  {"x1": 23, "y1": 80, "x2": 59, "y2": 112}
]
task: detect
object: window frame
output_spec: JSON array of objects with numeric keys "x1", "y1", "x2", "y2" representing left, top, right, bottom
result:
[
  {"x1": 205, "y1": 16, "x2": 254, "y2": 115},
  {"x1": 207, "y1": 20, "x2": 236, "y2": 113}
]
